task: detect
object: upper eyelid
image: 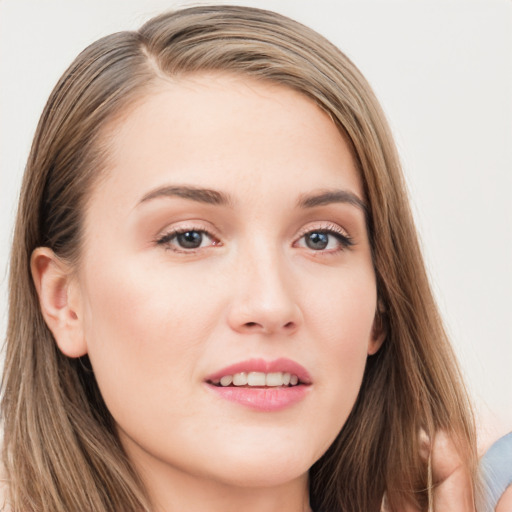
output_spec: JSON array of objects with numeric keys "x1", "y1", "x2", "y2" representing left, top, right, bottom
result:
[
  {"x1": 157, "y1": 228, "x2": 213, "y2": 242},
  {"x1": 294, "y1": 222, "x2": 350, "y2": 238},
  {"x1": 156, "y1": 222, "x2": 219, "y2": 240}
]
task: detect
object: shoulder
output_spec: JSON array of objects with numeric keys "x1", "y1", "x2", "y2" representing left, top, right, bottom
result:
[
  {"x1": 480, "y1": 432, "x2": 512, "y2": 511},
  {"x1": 496, "y1": 485, "x2": 512, "y2": 512}
]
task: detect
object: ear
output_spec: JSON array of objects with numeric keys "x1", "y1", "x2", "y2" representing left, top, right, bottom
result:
[
  {"x1": 367, "y1": 302, "x2": 387, "y2": 356},
  {"x1": 31, "y1": 247, "x2": 87, "y2": 358}
]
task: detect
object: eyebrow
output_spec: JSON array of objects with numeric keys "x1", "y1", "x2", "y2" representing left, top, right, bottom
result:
[
  {"x1": 138, "y1": 185, "x2": 366, "y2": 216},
  {"x1": 297, "y1": 189, "x2": 367, "y2": 213},
  {"x1": 139, "y1": 185, "x2": 232, "y2": 206}
]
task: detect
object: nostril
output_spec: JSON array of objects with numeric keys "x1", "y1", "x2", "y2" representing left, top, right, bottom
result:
[
  {"x1": 237, "y1": 316, "x2": 300, "y2": 334},
  {"x1": 243, "y1": 321, "x2": 296, "y2": 332}
]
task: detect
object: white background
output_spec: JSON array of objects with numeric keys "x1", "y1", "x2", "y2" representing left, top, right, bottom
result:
[{"x1": 1, "y1": 0, "x2": 511, "y2": 447}]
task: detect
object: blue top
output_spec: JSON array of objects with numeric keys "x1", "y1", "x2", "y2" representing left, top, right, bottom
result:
[{"x1": 480, "y1": 432, "x2": 512, "y2": 510}]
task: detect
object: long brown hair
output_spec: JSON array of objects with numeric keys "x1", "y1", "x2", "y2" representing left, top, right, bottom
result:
[{"x1": 2, "y1": 5, "x2": 477, "y2": 511}]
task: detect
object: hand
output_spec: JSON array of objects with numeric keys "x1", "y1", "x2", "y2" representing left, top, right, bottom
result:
[
  {"x1": 429, "y1": 431, "x2": 475, "y2": 512},
  {"x1": 380, "y1": 431, "x2": 475, "y2": 512}
]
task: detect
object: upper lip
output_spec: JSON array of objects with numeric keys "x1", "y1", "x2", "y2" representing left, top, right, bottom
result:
[{"x1": 205, "y1": 357, "x2": 312, "y2": 385}]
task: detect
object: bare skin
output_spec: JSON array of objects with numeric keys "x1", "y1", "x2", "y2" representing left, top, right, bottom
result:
[
  {"x1": 32, "y1": 73, "x2": 477, "y2": 512},
  {"x1": 32, "y1": 74, "x2": 383, "y2": 512},
  {"x1": 496, "y1": 487, "x2": 512, "y2": 512},
  {"x1": 430, "y1": 432, "x2": 475, "y2": 512},
  {"x1": 379, "y1": 432, "x2": 475, "y2": 511}
]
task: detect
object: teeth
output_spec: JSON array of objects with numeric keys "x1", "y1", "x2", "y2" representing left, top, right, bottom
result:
[
  {"x1": 266, "y1": 372, "x2": 283, "y2": 386},
  {"x1": 233, "y1": 372, "x2": 248, "y2": 386},
  {"x1": 220, "y1": 375, "x2": 233, "y2": 386},
  {"x1": 247, "y1": 372, "x2": 266, "y2": 386},
  {"x1": 217, "y1": 371, "x2": 300, "y2": 387}
]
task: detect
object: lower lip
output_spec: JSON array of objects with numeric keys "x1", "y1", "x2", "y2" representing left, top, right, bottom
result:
[{"x1": 206, "y1": 384, "x2": 310, "y2": 412}]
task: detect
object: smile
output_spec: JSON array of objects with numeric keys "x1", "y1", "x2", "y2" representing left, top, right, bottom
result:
[{"x1": 205, "y1": 358, "x2": 311, "y2": 411}]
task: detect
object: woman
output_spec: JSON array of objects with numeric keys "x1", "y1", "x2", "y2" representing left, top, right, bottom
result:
[{"x1": 1, "y1": 5, "x2": 478, "y2": 511}]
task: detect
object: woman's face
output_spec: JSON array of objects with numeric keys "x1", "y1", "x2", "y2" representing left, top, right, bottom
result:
[{"x1": 73, "y1": 74, "x2": 383, "y2": 492}]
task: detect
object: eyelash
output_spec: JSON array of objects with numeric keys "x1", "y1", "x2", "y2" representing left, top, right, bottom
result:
[
  {"x1": 294, "y1": 224, "x2": 354, "y2": 253},
  {"x1": 155, "y1": 227, "x2": 220, "y2": 253},
  {"x1": 155, "y1": 223, "x2": 353, "y2": 254}
]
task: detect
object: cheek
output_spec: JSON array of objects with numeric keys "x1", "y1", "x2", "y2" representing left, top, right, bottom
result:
[
  {"x1": 301, "y1": 268, "x2": 377, "y2": 436},
  {"x1": 83, "y1": 254, "x2": 219, "y2": 343},
  {"x1": 305, "y1": 265, "x2": 377, "y2": 354},
  {"x1": 79, "y1": 256, "x2": 222, "y2": 418}
]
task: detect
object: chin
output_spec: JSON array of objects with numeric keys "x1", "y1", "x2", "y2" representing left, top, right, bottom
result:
[
  {"x1": 198, "y1": 435, "x2": 319, "y2": 488},
  {"x1": 209, "y1": 459, "x2": 310, "y2": 489}
]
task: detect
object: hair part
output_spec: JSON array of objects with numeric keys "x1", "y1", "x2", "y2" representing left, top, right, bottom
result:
[{"x1": 2, "y1": 5, "x2": 477, "y2": 511}]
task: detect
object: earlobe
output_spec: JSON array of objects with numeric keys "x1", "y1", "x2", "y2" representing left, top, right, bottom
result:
[
  {"x1": 31, "y1": 247, "x2": 87, "y2": 358},
  {"x1": 368, "y1": 324, "x2": 386, "y2": 355},
  {"x1": 368, "y1": 305, "x2": 387, "y2": 356}
]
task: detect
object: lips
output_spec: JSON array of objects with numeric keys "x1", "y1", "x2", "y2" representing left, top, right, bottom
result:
[{"x1": 204, "y1": 358, "x2": 311, "y2": 412}]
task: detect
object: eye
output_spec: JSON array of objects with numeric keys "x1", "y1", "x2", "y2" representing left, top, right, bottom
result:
[
  {"x1": 156, "y1": 228, "x2": 219, "y2": 252},
  {"x1": 295, "y1": 226, "x2": 353, "y2": 252}
]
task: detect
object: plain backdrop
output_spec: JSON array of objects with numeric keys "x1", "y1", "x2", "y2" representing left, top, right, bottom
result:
[{"x1": 1, "y1": 0, "x2": 511, "y2": 446}]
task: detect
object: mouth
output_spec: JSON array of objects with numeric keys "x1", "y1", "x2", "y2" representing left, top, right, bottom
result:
[{"x1": 204, "y1": 358, "x2": 311, "y2": 412}]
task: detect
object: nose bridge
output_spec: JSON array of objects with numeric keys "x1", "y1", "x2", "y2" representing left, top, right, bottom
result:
[{"x1": 227, "y1": 236, "x2": 302, "y2": 335}]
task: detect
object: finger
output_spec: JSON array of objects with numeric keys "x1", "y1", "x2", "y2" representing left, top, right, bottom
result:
[{"x1": 431, "y1": 431, "x2": 475, "y2": 512}]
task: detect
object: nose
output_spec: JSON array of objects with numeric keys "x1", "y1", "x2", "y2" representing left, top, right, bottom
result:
[{"x1": 226, "y1": 251, "x2": 303, "y2": 336}]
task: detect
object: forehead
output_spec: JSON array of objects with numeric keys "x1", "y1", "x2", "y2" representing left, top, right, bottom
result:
[{"x1": 90, "y1": 73, "x2": 362, "y2": 213}]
